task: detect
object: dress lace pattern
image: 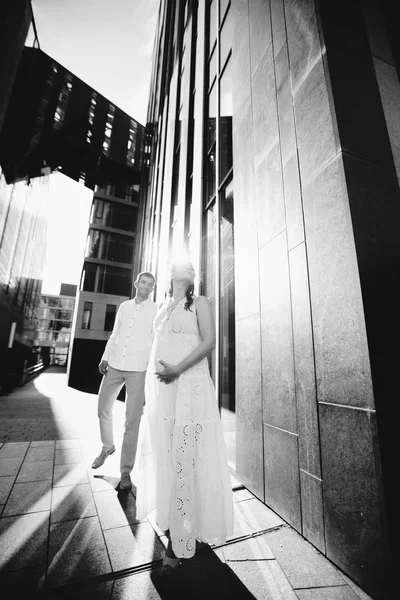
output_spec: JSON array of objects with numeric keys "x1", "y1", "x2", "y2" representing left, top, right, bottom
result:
[{"x1": 134, "y1": 296, "x2": 233, "y2": 558}]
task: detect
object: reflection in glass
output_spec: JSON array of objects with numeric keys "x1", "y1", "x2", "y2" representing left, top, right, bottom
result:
[
  {"x1": 205, "y1": 203, "x2": 217, "y2": 383},
  {"x1": 220, "y1": 5, "x2": 232, "y2": 71},
  {"x1": 220, "y1": 59, "x2": 233, "y2": 181},
  {"x1": 209, "y1": 0, "x2": 217, "y2": 55}
]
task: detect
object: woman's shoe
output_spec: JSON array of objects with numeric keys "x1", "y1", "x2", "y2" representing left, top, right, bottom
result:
[{"x1": 159, "y1": 555, "x2": 181, "y2": 576}]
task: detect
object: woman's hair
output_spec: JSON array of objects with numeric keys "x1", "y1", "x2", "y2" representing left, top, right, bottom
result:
[{"x1": 168, "y1": 281, "x2": 195, "y2": 311}]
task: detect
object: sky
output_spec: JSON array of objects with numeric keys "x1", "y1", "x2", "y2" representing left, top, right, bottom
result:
[{"x1": 27, "y1": 0, "x2": 160, "y2": 294}]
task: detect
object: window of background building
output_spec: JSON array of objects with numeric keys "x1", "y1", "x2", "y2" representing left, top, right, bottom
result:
[
  {"x1": 53, "y1": 72, "x2": 73, "y2": 132},
  {"x1": 104, "y1": 304, "x2": 116, "y2": 331},
  {"x1": 90, "y1": 199, "x2": 138, "y2": 231},
  {"x1": 81, "y1": 301, "x2": 93, "y2": 329}
]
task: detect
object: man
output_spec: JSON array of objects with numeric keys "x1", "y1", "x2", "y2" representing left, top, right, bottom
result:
[{"x1": 91, "y1": 271, "x2": 158, "y2": 491}]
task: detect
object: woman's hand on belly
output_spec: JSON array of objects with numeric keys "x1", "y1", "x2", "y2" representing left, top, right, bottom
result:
[{"x1": 155, "y1": 359, "x2": 181, "y2": 384}]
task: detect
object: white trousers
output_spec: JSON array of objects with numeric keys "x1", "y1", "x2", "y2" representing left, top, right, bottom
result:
[{"x1": 97, "y1": 365, "x2": 146, "y2": 474}]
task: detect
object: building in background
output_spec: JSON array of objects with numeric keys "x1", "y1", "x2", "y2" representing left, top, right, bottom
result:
[
  {"x1": 136, "y1": 1, "x2": 399, "y2": 597},
  {"x1": 33, "y1": 283, "x2": 77, "y2": 368},
  {"x1": 67, "y1": 178, "x2": 142, "y2": 394},
  {"x1": 0, "y1": 169, "x2": 49, "y2": 393},
  {"x1": 0, "y1": 46, "x2": 144, "y2": 191},
  {"x1": 0, "y1": 35, "x2": 145, "y2": 395}
]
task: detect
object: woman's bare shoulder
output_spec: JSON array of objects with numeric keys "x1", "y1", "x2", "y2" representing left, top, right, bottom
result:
[{"x1": 194, "y1": 295, "x2": 210, "y2": 307}]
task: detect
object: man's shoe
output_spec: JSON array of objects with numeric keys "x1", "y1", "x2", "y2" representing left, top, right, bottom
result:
[
  {"x1": 91, "y1": 446, "x2": 115, "y2": 469},
  {"x1": 120, "y1": 472, "x2": 132, "y2": 491}
]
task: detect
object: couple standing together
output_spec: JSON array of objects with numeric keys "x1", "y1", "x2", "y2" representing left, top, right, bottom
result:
[{"x1": 91, "y1": 260, "x2": 233, "y2": 573}]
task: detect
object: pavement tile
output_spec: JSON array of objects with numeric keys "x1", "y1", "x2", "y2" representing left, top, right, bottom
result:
[
  {"x1": 44, "y1": 580, "x2": 114, "y2": 600},
  {"x1": 221, "y1": 533, "x2": 275, "y2": 561},
  {"x1": 25, "y1": 445, "x2": 55, "y2": 462},
  {"x1": 54, "y1": 447, "x2": 84, "y2": 465},
  {"x1": 228, "y1": 559, "x2": 298, "y2": 599},
  {"x1": 234, "y1": 497, "x2": 285, "y2": 531},
  {"x1": 213, "y1": 547, "x2": 227, "y2": 562},
  {"x1": 146, "y1": 508, "x2": 165, "y2": 537},
  {"x1": 265, "y1": 527, "x2": 345, "y2": 589},
  {"x1": 88, "y1": 472, "x2": 120, "y2": 492},
  {"x1": 233, "y1": 487, "x2": 255, "y2": 502},
  {"x1": 3, "y1": 479, "x2": 52, "y2": 516},
  {"x1": 46, "y1": 515, "x2": 111, "y2": 587},
  {"x1": 111, "y1": 571, "x2": 162, "y2": 599},
  {"x1": 93, "y1": 488, "x2": 141, "y2": 530},
  {"x1": 0, "y1": 564, "x2": 46, "y2": 594},
  {"x1": 0, "y1": 475, "x2": 16, "y2": 503},
  {"x1": 0, "y1": 455, "x2": 24, "y2": 476},
  {"x1": 55, "y1": 439, "x2": 82, "y2": 449},
  {"x1": 0, "y1": 441, "x2": 30, "y2": 457},
  {"x1": 16, "y1": 459, "x2": 53, "y2": 483},
  {"x1": 51, "y1": 483, "x2": 97, "y2": 523},
  {"x1": 0, "y1": 511, "x2": 50, "y2": 571},
  {"x1": 228, "y1": 511, "x2": 257, "y2": 540},
  {"x1": 341, "y1": 573, "x2": 375, "y2": 600},
  {"x1": 295, "y1": 586, "x2": 360, "y2": 599},
  {"x1": 53, "y1": 463, "x2": 89, "y2": 487},
  {"x1": 104, "y1": 521, "x2": 164, "y2": 571},
  {"x1": 30, "y1": 440, "x2": 56, "y2": 447}
]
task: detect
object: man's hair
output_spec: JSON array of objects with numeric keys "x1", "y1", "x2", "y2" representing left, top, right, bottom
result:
[{"x1": 134, "y1": 271, "x2": 155, "y2": 285}]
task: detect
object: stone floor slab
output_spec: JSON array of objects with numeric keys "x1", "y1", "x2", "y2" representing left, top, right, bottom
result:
[
  {"x1": 53, "y1": 463, "x2": 89, "y2": 487},
  {"x1": 0, "y1": 475, "x2": 15, "y2": 503},
  {"x1": 54, "y1": 447, "x2": 84, "y2": 465},
  {"x1": 93, "y1": 488, "x2": 141, "y2": 530},
  {"x1": 229, "y1": 559, "x2": 299, "y2": 599},
  {"x1": 55, "y1": 439, "x2": 82, "y2": 449},
  {"x1": 24, "y1": 445, "x2": 55, "y2": 462},
  {"x1": 46, "y1": 515, "x2": 111, "y2": 587},
  {"x1": 30, "y1": 440, "x2": 56, "y2": 447},
  {"x1": 234, "y1": 497, "x2": 285, "y2": 531},
  {"x1": 88, "y1": 472, "x2": 120, "y2": 493},
  {"x1": 0, "y1": 442, "x2": 30, "y2": 458},
  {"x1": 0, "y1": 455, "x2": 24, "y2": 476},
  {"x1": 265, "y1": 527, "x2": 345, "y2": 590},
  {"x1": 295, "y1": 585, "x2": 360, "y2": 599},
  {"x1": 3, "y1": 479, "x2": 52, "y2": 516},
  {"x1": 0, "y1": 511, "x2": 49, "y2": 571},
  {"x1": 228, "y1": 511, "x2": 257, "y2": 541},
  {"x1": 111, "y1": 571, "x2": 162, "y2": 599},
  {"x1": 233, "y1": 487, "x2": 255, "y2": 502},
  {"x1": 103, "y1": 521, "x2": 164, "y2": 571},
  {"x1": 16, "y1": 459, "x2": 53, "y2": 483},
  {"x1": 51, "y1": 483, "x2": 97, "y2": 523},
  {"x1": 0, "y1": 564, "x2": 46, "y2": 594},
  {"x1": 221, "y1": 533, "x2": 275, "y2": 561}
]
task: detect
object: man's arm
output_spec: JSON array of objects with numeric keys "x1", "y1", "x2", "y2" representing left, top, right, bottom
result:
[{"x1": 98, "y1": 304, "x2": 123, "y2": 373}]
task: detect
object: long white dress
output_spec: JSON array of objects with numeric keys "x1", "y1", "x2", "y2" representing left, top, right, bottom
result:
[{"x1": 134, "y1": 295, "x2": 233, "y2": 558}]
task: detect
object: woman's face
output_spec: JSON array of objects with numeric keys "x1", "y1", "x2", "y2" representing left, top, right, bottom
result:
[{"x1": 171, "y1": 262, "x2": 195, "y2": 283}]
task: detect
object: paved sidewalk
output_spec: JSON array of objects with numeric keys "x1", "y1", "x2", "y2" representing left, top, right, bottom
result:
[{"x1": 0, "y1": 369, "x2": 374, "y2": 599}]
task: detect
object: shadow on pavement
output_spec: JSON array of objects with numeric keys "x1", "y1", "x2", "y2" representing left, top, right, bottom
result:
[{"x1": 150, "y1": 545, "x2": 257, "y2": 600}]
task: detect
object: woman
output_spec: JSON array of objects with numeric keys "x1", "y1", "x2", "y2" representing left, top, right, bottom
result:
[{"x1": 134, "y1": 260, "x2": 233, "y2": 574}]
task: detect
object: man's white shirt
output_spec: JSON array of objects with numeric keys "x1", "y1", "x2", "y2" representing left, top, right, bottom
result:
[{"x1": 101, "y1": 297, "x2": 158, "y2": 372}]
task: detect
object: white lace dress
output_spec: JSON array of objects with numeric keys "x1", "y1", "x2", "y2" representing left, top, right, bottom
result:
[{"x1": 134, "y1": 296, "x2": 233, "y2": 558}]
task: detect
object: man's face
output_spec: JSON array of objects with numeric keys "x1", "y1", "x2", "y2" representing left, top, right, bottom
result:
[{"x1": 135, "y1": 275, "x2": 155, "y2": 299}]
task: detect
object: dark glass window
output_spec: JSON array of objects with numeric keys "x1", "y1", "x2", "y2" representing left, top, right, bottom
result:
[
  {"x1": 101, "y1": 232, "x2": 134, "y2": 264},
  {"x1": 81, "y1": 301, "x2": 93, "y2": 329},
  {"x1": 81, "y1": 263, "x2": 96, "y2": 291},
  {"x1": 100, "y1": 267, "x2": 132, "y2": 296},
  {"x1": 104, "y1": 304, "x2": 116, "y2": 331},
  {"x1": 220, "y1": 178, "x2": 235, "y2": 410},
  {"x1": 220, "y1": 58, "x2": 233, "y2": 181}
]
